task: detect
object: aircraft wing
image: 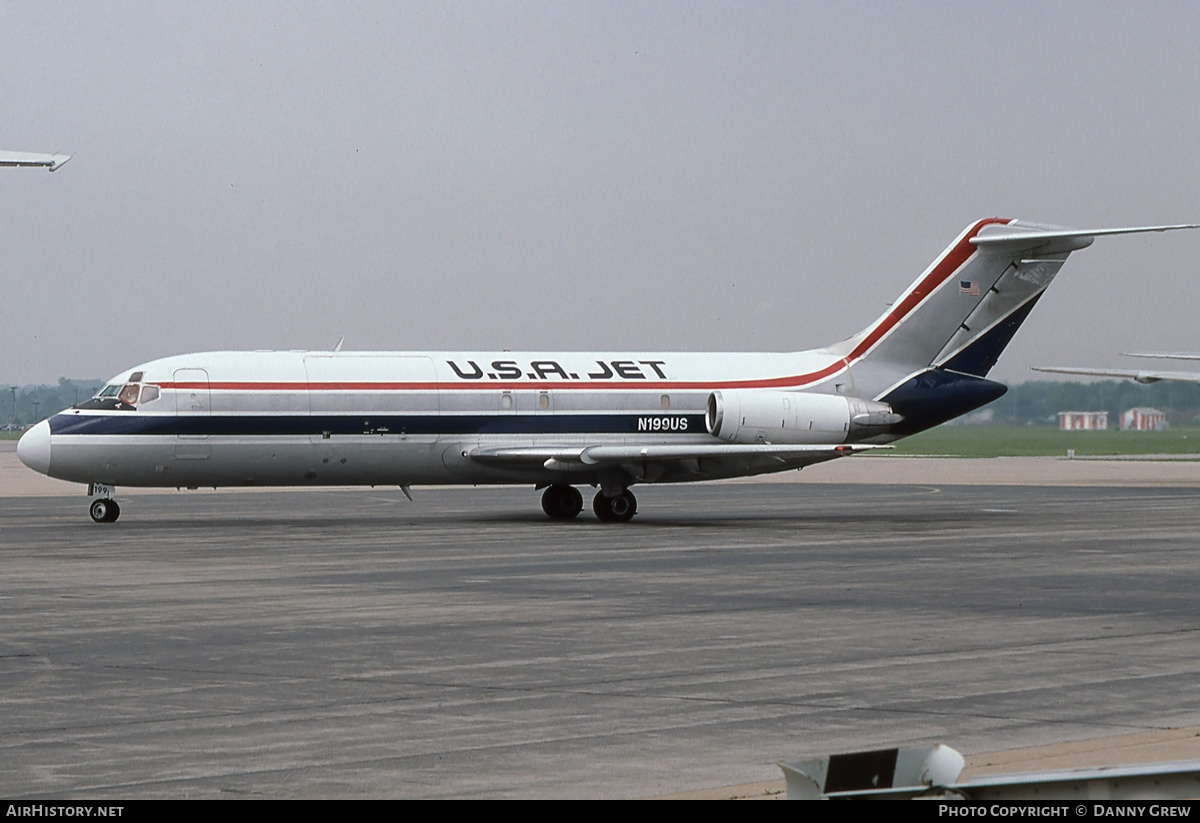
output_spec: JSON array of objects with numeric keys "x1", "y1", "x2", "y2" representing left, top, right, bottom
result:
[
  {"x1": 0, "y1": 150, "x2": 71, "y2": 171},
  {"x1": 1031, "y1": 366, "x2": 1200, "y2": 384},
  {"x1": 1122, "y1": 351, "x2": 1200, "y2": 361},
  {"x1": 470, "y1": 442, "x2": 890, "y2": 478}
]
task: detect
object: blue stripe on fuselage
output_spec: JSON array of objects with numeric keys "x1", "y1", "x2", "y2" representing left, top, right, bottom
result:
[{"x1": 48, "y1": 412, "x2": 708, "y2": 437}]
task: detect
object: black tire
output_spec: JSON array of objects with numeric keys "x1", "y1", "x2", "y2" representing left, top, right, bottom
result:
[
  {"x1": 541, "y1": 485, "x2": 583, "y2": 519},
  {"x1": 593, "y1": 489, "x2": 637, "y2": 523},
  {"x1": 89, "y1": 499, "x2": 120, "y2": 523}
]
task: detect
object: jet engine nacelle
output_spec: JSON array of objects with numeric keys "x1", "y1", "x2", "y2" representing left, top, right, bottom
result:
[{"x1": 705, "y1": 389, "x2": 902, "y2": 445}]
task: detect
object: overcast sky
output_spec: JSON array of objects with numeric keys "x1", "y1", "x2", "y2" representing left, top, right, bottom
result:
[{"x1": 4, "y1": 1, "x2": 1200, "y2": 386}]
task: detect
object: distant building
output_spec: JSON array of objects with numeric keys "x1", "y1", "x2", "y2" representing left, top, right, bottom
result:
[
  {"x1": 1120, "y1": 407, "x2": 1168, "y2": 431},
  {"x1": 1058, "y1": 411, "x2": 1108, "y2": 431}
]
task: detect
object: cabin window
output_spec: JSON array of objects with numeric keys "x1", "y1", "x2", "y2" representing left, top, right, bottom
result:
[
  {"x1": 500, "y1": 392, "x2": 513, "y2": 410},
  {"x1": 660, "y1": 394, "x2": 670, "y2": 410},
  {"x1": 538, "y1": 392, "x2": 550, "y2": 410}
]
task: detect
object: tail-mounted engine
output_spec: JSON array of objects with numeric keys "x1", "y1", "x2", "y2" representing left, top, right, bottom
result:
[{"x1": 705, "y1": 389, "x2": 902, "y2": 445}]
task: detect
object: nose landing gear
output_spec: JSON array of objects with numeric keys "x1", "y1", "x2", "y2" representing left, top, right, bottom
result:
[
  {"x1": 87, "y1": 483, "x2": 120, "y2": 523},
  {"x1": 89, "y1": 498, "x2": 121, "y2": 523}
]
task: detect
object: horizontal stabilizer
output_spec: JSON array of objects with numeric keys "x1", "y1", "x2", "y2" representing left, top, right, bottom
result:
[
  {"x1": 971, "y1": 223, "x2": 1200, "y2": 252},
  {"x1": 1032, "y1": 366, "x2": 1200, "y2": 384}
]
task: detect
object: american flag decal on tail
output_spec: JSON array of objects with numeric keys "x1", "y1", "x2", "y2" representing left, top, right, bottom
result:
[{"x1": 959, "y1": 280, "x2": 980, "y2": 296}]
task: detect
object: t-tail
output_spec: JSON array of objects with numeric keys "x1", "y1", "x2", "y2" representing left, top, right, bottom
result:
[{"x1": 823, "y1": 219, "x2": 1200, "y2": 435}]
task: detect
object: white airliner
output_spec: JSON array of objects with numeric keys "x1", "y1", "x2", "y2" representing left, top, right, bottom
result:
[{"x1": 17, "y1": 219, "x2": 1199, "y2": 522}]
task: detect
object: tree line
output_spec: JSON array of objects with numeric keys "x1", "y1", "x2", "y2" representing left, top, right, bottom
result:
[
  {"x1": 986, "y1": 379, "x2": 1200, "y2": 426},
  {"x1": 5, "y1": 379, "x2": 102, "y2": 428}
]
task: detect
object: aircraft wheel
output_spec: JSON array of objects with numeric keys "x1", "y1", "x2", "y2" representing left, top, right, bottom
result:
[
  {"x1": 541, "y1": 485, "x2": 583, "y2": 519},
  {"x1": 593, "y1": 489, "x2": 637, "y2": 523},
  {"x1": 89, "y1": 499, "x2": 120, "y2": 523}
]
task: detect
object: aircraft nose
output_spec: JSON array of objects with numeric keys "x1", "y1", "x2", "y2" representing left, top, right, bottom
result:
[{"x1": 17, "y1": 419, "x2": 52, "y2": 475}]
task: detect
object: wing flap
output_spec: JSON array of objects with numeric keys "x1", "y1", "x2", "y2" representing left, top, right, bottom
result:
[
  {"x1": 470, "y1": 442, "x2": 891, "y2": 471},
  {"x1": 469, "y1": 447, "x2": 591, "y2": 465},
  {"x1": 579, "y1": 443, "x2": 888, "y2": 462}
]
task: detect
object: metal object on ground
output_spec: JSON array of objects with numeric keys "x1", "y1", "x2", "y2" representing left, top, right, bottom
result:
[{"x1": 779, "y1": 744, "x2": 1200, "y2": 800}]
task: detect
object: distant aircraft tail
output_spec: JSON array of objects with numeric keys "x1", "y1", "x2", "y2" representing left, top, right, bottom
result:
[{"x1": 828, "y1": 219, "x2": 1199, "y2": 432}]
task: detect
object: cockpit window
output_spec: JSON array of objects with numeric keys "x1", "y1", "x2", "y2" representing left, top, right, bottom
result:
[{"x1": 76, "y1": 381, "x2": 147, "y2": 412}]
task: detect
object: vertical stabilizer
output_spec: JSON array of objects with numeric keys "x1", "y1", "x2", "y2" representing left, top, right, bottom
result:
[{"x1": 831, "y1": 219, "x2": 1200, "y2": 432}]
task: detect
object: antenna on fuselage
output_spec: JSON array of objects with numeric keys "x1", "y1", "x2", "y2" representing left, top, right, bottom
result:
[{"x1": 333, "y1": 336, "x2": 344, "y2": 352}]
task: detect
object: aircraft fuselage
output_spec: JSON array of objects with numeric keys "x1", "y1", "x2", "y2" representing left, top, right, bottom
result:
[{"x1": 31, "y1": 347, "x2": 897, "y2": 491}]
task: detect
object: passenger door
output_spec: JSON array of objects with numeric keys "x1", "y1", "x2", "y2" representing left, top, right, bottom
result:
[{"x1": 173, "y1": 367, "x2": 211, "y2": 459}]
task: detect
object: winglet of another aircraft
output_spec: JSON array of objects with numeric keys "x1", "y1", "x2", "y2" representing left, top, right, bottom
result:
[{"x1": 0, "y1": 150, "x2": 72, "y2": 172}]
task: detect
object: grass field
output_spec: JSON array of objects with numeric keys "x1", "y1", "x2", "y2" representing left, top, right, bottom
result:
[{"x1": 879, "y1": 425, "x2": 1200, "y2": 458}]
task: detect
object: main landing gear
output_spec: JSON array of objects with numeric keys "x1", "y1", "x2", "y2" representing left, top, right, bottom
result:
[
  {"x1": 540, "y1": 484, "x2": 637, "y2": 522},
  {"x1": 593, "y1": 489, "x2": 637, "y2": 522},
  {"x1": 541, "y1": 484, "x2": 584, "y2": 519},
  {"x1": 88, "y1": 483, "x2": 120, "y2": 523}
]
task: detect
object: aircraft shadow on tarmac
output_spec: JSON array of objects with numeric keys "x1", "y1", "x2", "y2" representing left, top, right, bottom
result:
[{"x1": 7, "y1": 483, "x2": 1023, "y2": 532}]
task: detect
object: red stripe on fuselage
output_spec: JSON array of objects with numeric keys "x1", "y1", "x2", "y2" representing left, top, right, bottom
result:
[
  {"x1": 157, "y1": 374, "x2": 840, "y2": 392},
  {"x1": 153, "y1": 219, "x2": 1009, "y2": 395}
]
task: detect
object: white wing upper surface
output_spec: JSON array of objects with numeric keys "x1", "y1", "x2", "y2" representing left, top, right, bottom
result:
[
  {"x1": 0, "y1": 150, "x2": 71, "y2": 171},
  {"x1": 470, "y1": 443, "x2": 891, "y2": 480},
  {"x1": 1031, "y1": 366, "x2": 1200, "y2": 384}
]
